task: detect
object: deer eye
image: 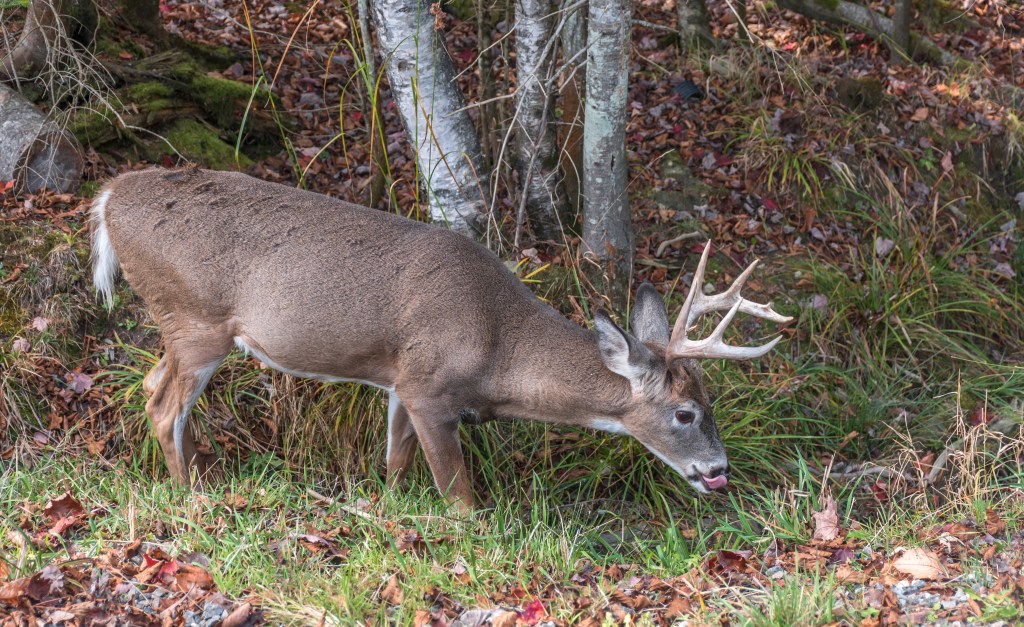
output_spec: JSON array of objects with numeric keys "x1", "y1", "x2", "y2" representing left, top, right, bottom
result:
[{"x1": 675, "y1": 409, "x2": 696, "y2": 425}]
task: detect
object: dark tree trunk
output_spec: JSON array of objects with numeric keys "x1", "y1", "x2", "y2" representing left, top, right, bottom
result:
[
  {"x1": 1, "y1": 0, "x2": 96, "y2": 82},
  {"x1": 891, "y1": 0, "x2": 913, "y2": 63}
]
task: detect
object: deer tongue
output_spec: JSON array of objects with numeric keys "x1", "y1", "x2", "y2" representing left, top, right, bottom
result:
[{"x1": 702, "y1": 474, "x2": 728, "y2": 490}]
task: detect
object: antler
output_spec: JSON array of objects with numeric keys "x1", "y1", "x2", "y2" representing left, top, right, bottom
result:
[{"x1": 668, "y1": 242, "x2": 793, "y2": 361}]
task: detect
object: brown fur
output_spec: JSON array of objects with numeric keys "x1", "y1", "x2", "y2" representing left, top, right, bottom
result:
[{"x1": 93, "y1": 168, "x2": 741, "y2": 512}]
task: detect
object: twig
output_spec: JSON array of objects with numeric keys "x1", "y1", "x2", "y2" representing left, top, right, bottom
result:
[
  {"x1": 926, "y1": 416, "x2": 1018, "y2": 485},
  {"x1": 305, "y1": 488, "x2": 377, "y2": 521},
  {"x1": 656, "y1": 231, "x2": 702, "y2": 257}
]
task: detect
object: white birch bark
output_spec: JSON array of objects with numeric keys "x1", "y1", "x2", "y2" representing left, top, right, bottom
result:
[
  {"x1": 371, "y1": 0, "x2": 488, "y2": 236},
  {"x1": 514, "y1": 0, "x2": 564, "y2": 239},
  {"x1": 582, "y1": 0, "x2": 631, "y2": 298}
]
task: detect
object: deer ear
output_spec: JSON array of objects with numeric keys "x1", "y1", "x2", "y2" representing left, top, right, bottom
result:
[
  {"x1": 630, "y1": 282, "x2": 670, "y2": 347},
  {"x1": 594, "y1": 311, "x2": 653, "y2": 384}
]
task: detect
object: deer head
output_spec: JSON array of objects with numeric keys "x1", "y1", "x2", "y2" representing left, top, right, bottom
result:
[{"x1": 592, "y1": 242, "x2": 792, "y2": 493}]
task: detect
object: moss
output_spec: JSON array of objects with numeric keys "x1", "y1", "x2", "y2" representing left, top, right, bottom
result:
[
  {"x1": 78, "y1": 181, "x2": 101, "y2": 198},
  {"x1": 811, "y1": 0, "x2": 840, "y2": 11},
  {"x1": 70, "y1": 110, "x2": 118, "y2": 144},
  {"x1": 164, "y1": 119, "x2": 252, "y2": 170},
  {"x1": 833, "y1": 77, "x2": 884, "y2": 110},
  {"x1": 127, "y1": 81, "x2": 175, "y2": 101}
]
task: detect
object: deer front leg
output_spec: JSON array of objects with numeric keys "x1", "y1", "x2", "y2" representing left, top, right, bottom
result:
[
  {"x1": 386, "y1": 392, "x2": 418, "y2": 487},
  {"x1": 143, "y1": 355, "x2": 168, "y2": 396},
  {"x1": 406, "y1": 403, "x2": 474, "y2": 514}
]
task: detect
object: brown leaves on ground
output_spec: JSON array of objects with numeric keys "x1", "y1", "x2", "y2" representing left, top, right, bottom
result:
[
  {"x1": 1, "y1": 490, "x2": 261, "y2": 626},
  {"x1": 0, "y1": 548, "x2": 260, "y2": 626},
  {"x1": 891, "y1": 548, "x2": 947, "y2": 580},
  {"x1": 812, "y1": 495, "x2": 842, "y2": 541}
]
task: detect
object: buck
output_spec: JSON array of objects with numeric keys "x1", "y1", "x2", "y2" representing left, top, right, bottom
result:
[{"x1": 90, "y1": 168, "x2": 792, "y2": 512}]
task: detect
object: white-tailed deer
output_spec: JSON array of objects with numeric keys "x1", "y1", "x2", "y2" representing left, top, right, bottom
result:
[{"x1": 90, "y1": 168, "x2": 792, "y2": 511}]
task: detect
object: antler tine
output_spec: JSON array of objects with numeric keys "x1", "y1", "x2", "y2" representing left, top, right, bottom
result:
[
  {"x1": 670, "y1": 241, "x2": 712, "y2": 343},
  {"x1": 667, "y1": 242, "x2": 793, "y2": 362},
  {"x1": 687, "y1": 258, "x2": 794, "y2": 328}
]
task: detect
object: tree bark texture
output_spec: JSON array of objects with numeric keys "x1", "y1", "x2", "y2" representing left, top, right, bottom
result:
[
  {"x1": 676, "y1": 0, "x2": 713, "y2": 46},
  {"x1": 778, "y1": 0, "x2": 953, "y2": 65},
  {"x1": 514, "y1": 0, "x2": 565, "y2": 239},
  {"x1": 0, "y1": 0, "x2": 95, "y2": 82},
  {"x1": 558, "y1": 0, "x2": 585, "y2": 216},
  {"x1": 371, "y1": 0, "x2": 489, "y2": 236},
  {"x1": 0, "y1": 82, "x2": 83, "y2": 192},
  {"x1": 891, "y1": 0, "x2": 912, "y2": 63},
  {"x1": 582, "y1": 0, "x2": 632, "y2": 303}
]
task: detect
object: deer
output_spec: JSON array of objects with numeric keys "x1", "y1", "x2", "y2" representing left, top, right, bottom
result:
[{"x1": 90, "y1": 167, "x2": 792, "y2": 513}]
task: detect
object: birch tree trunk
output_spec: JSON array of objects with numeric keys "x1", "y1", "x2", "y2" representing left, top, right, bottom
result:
[
  {"x1": 676, "y1": 0, "x2": 713, "y2": 47},
  {"x1": 0, "y1": 83, "x2": 83, "y2": 192},
  {"x1": 371, "y1": 0, "x2": 489, "y2": 236},
  {"x1": 514, "y1": 0, "x2": 565, "y2": 239},
  {"x1": 558, "y1": 0, "x2": 586, "y2": 215},
  {"x1": 582, "y1": 0, "x2": 632, "y2": 306}
]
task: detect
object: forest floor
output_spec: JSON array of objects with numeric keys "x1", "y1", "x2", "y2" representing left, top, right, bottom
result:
[{"x1": 2, "y1": 0, "x2": 1024, "y2": 625}]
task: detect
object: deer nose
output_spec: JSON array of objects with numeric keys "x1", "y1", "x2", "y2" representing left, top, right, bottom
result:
[{"x1": 701, "y1": 465, "x2": 729, "y2": 490}]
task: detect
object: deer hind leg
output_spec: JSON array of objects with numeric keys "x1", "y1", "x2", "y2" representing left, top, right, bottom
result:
[
  {"x1": 404, "y1": 400, "x2": 474, "y2": 514},
  {"x1": 145, "y1": 334, "x2": 231, "y2": 484},
  {"x1": 386, "y1": 392, "x2": 418, "y2": 487}
]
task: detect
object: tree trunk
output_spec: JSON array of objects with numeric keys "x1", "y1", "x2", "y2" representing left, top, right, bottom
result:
[
  {"x1": 0, "y1": 83, "x2": 83, "y2": 192},
  {"x1": 676, "y1": 0, "x2": 713, "y2": 47},
  {"x1": 558, "y1": 0, "x2": 585, "y2": 217},
  {"x1": 582, "y1": 0, "x2": 632, "y2": 307},
  {"x1": 371, "y1": 0, "x2": 489, "y2": 237},
  {"x1": 891, "y1": 0, "x2": 912, "y2": 63},
  {"x1": 514, "y1": 0, "x2": 565, "y2": 240},
  {"x1": 778, "y1": 0, "x2": 953, "y2": 65},
  {"x1": 356, "y1": 0, "x2": 387, "y2": 208},
  {"x1": 1, "y1": 0, "x2": 95, "y2": 82}
]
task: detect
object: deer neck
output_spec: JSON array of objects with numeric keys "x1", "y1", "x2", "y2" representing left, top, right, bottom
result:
[{"x1": 493, "y1": 311, "x2": 632, "y2": 427}]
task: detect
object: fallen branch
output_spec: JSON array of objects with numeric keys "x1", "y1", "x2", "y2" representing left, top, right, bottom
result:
[{"x1": 776, "y1": 0, "x2": 955, "y2": 66}]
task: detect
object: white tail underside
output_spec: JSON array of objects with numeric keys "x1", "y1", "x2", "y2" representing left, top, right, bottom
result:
[{"x1": 89, "y1": 189, "x2": 119, "y2": 309}]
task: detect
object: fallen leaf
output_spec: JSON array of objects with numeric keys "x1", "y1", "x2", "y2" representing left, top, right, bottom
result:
[
  {"x1": 26, "y1": 565, "x2": 65, "y2": 601},
  {"x1": 812, "y1": 496, "x2": 841, "y2": 541},
  {"x1": 31, "y1": 317, "x2": 48, "y2": 332},
  {"x1": 664, "y1": 595, "x2": 692, "y2": 617},
  {"x1": 835, "y1": 564, "x2": 868, "y2": 583},
  {"x1": 380, "y1": 574, "x2": 403, "y2": 605},
  {"x1": 828, "y1": 547, "x2": 855, "y2": 564},
  {"x1": 43, "y1": 492, "x2": 86, "y2": 522},
  {"x1": 910, "y1": 107, "x2": 929, "y2": 122},
  {"x1": 67, "y1": 372, "x2": 93, "y2": 394},
  {"x1": 940, "y1": 151, "x2": 954, "y2": 173},
  {"x1": 715, "y1": 549, "x2": 752, "y2": 573},
  {"x1": 518, "y1": 598, "x2": 546, "y2": 625},
  {"x1": 173, "y1": 564, "x2": 213, "y2": 592},
  {"x1": 874, "y1": 237, "x2": 895, "y2": 258},
  {"x1": 892, "y1": 548, "x2": 946, "y2": 580},
  {"x1": 12, "y1": 337, "x2": 30, "y2": 353},
  {"x1": 490, "y1": 610, "x2": 518, "y2": 627},
  {"x1": 985, "y1": 509, "x2": 1006, "y2": 536},
  {"x1": 222, "y1": 603, "x2": 252, "y2": 627}
]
